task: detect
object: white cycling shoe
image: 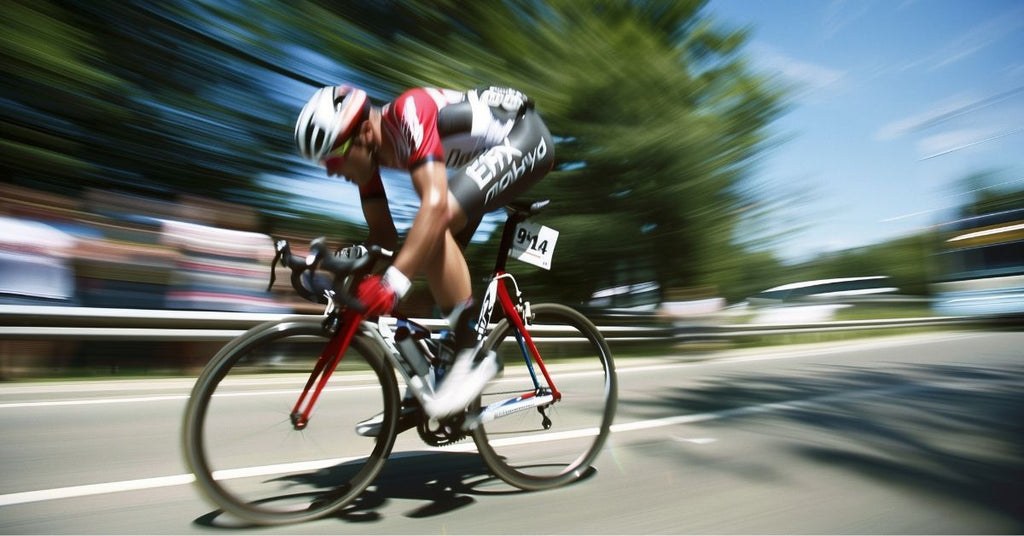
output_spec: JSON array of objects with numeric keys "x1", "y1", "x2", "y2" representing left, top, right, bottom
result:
[{"x1": 422, "y1": 347, "x2": 500, "y2": 419}]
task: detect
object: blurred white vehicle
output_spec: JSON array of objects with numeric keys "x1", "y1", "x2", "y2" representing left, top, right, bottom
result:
[
  {"x1": 747, "y1": 276, "x2": 899, "y2": 306},
  {"x1": 744, "y1": 276, "x2": 900, "y2": 323}
]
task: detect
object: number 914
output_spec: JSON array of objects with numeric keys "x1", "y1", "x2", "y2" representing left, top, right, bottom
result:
[{"x1": 516, "y1": 228, "x2": 549, "y2": 254}]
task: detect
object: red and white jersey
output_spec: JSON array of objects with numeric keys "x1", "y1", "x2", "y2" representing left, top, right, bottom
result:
[{"x1": 381, "y1": 86, "x2": 532, "y2": 171}]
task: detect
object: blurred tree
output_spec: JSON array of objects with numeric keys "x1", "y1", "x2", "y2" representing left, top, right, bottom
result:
[
  {"x1": 2, "y1": 1, "x2": 131, "y2": 189},
  {"x1": 952, "y1": 170, "x2": 1024, "y2": 217},
  {"x1": 2, "y1": 1, "x2": 365, "y2": 235},
  {"x1": 4, "y1": 0, "x2": 788, "y2": 305},
  {"x1": 296, "y1": 0, "x2": 788, "y2": 302}
]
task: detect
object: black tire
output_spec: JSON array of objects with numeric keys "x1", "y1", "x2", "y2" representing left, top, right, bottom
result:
[
  {"x1": 472, "y1": 303, "x2": 617, "y2": 490},
  {"x1": 182, "y1": 318, "x2": 399, "y2": 525}
]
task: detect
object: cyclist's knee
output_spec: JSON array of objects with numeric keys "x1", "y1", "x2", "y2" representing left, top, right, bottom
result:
[{"x1": 446, "y1": 191, "x2": 469, "y2": 234}]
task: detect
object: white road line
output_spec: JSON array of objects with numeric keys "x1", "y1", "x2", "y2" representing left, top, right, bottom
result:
[
  {"x1": 0, "y1": 385, "x2": 382, "y2": 409},
  {"x1": 0, "y1": 374, "x2": 381, "y2": 396},
  {"x1": 0, "y1": 395, "x2": 192, "y2": 409},
  {"x1": 0, "y1": 475, "x2": 197, "y2": 507},
  {"x1": 0, "y1": 367, "x2": 609, "y2": 410},
  {"x1": 673, "y1": 436, "x2": 717, "y2": 444},
  {"x1": 0, "y1": 332, "x2": 995, "y2": 506},
  {"x1": 0, "y1": 380, "x2": 937, "y2": 507}
]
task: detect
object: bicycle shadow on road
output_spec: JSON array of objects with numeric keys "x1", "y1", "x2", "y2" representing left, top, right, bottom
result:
[{"x1": 193, "y1": 450, "x2": 596, "y2": 529}]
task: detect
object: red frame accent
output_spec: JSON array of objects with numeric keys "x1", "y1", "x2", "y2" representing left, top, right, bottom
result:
[
  {"x1": 494, "y1": 271, "x2": 561, "y2": 401},
  {"x1": 290, "y1": 310, "x2": 363, "y2": 429}
]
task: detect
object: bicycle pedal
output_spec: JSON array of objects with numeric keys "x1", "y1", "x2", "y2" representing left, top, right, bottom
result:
[{"x1": 460, "y1": 409, "x2": 483, "y2": 432}]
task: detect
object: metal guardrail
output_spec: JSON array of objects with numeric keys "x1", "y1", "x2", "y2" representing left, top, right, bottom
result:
[
  {"x1": 672, "y1": 315, "x2": 983, "y2": 342},
  {"x1": 0, "y1": 306, "x2": 290, "y2": 341},
  {"x1": 0, "y1": 305, "x2": 985, "y2": 343}
]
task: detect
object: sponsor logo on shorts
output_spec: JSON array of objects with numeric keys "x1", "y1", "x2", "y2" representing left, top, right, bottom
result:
[{"x1": 466, "y1": 137, "x2": 548, "y2": 205}]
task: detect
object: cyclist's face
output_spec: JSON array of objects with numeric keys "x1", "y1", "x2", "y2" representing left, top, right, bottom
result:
[
  {"x1": 322, "y1": 137, "x2": 353, "y2": 177},
  {"x1": 324, "y1": 139, "x2": 375, "y2": 187},
  {"x1": 322, "y1": 123, "x2": 365, "y2": 174}
]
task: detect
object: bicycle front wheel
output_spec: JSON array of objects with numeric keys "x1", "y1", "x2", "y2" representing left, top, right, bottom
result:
[
  {"x1": 182, "y1": 318, "x2": 399, "y2": 525},
  {"x1": 472, "y1": 303, "x2": 617, "y2": 490}
]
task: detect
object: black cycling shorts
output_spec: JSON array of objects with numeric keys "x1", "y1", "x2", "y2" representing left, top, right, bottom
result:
[{"x1": 448, "y1": 108, "x2": 554, "y2": 246}]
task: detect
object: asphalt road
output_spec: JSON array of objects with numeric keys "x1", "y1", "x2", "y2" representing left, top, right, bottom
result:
[{"x1": 1, "y1": 330, "x2": 1022, "y2": 534}]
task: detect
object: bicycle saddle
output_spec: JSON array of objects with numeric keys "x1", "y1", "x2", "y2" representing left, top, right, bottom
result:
[{"x1": 507, "y1": 199, "x2": 550, "y2": 217}]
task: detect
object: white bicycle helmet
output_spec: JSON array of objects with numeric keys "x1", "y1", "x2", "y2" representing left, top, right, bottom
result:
[{"x1": 294, "y1": 85, "x2": 370, "y2": 163}]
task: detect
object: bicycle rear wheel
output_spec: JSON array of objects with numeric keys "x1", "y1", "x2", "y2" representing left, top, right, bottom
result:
[
  {"x1": 472, "y1": 303, "x2": 617, "y2": 490},
  {"x1": 182, "y1": 318, "x2": 399, "y2": 525}
]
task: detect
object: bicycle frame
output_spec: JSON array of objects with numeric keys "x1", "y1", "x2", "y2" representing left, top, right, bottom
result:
[
  {"x1": 468, "y1": 205, "x2": 563, "y2": 426},
  {"x1": 186, "y1": 201, "x2": 615, "y2": 524},
  {"x1": 287, "y1": 204, "x2": 562, "y2": 431}
]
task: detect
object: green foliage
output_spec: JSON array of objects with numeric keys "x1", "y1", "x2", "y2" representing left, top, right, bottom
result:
[
  {"x1": 306, "y1": 1, "x2": 788, "y2": 302},
  {"x1": 4, "y1": 0, "x2": 790, "y2": 305},
  {"x1": 952, "y1": 170, "x2": 1024, "y2": 217},
  {"x1": 2, "y1": 1, "x2": 126, "y2": 184}
]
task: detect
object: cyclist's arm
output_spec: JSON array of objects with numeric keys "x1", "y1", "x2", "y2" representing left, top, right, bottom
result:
[
  {"x1": 362, "y1": 198, "x2": 398, "y2": 251},
  {"x1": 390, "y1": 160, "x2": 449, "y2": 279},
  {"x1": 359, "y1": 170, "x2": 398, "y2": 250},
  {"x1": 385, "y1": 88, "x2": 451, "y2": 280}
]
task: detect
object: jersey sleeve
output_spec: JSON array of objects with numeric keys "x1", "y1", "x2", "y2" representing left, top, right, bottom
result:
[{"x1": 392, "y1": 88, "x2": 445, "y2": 169}]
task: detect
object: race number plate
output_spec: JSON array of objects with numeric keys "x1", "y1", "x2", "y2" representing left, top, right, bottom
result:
[{"x1": 511, "y1": 221, "x2": 558, "y2": 270}]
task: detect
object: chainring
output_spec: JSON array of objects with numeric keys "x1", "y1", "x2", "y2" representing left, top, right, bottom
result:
[{"x1": 416, "y1": 414, "x2": 469, "y2": 446}]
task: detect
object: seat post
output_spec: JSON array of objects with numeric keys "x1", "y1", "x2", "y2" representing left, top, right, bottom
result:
[
  {"x1": 493, "y1": 208, "x2": 528, "y2": 274},
  {"x1": 492, "y1": 200, "x2": 550, "y2": 274}
]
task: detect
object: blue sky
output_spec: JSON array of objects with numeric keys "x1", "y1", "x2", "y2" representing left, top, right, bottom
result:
[{"x1": 706, "y1": 0, "x2": 1024, "y2": 261}]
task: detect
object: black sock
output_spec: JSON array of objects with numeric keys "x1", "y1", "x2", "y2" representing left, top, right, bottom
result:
[{"x1": 443, "y1": 298, "x2": 481, "y2": 352}]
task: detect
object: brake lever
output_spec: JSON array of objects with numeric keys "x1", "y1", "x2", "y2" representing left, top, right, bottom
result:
[
  {"x1": 306, "y1": 237, "x2": 328, "y2": 268},
  {"x1": 267, "y1": 239, "x2": 289, "y2": 292}
]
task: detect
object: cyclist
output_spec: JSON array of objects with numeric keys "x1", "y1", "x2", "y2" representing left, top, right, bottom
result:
[{"x1": 294, "y1": 84, "x2": 555, "y2": 430}]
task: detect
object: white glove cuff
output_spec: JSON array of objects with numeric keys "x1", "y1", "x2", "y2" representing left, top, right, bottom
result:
[{"x1": 382, "y1": 266, "x2": 412, "y2": 300}]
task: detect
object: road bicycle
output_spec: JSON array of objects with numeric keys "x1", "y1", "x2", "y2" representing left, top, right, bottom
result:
[{"x1": 181, "y1": 200, "x2": 617, "y2": 525}]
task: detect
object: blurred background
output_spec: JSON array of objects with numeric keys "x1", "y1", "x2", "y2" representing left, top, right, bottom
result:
[{"x1": 2, "y1": 0, "x2": 1022, "y2": 378}]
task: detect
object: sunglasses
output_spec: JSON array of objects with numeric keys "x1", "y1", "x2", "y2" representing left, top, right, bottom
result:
[{"x1": 320, "y1": 137, "x2": 356, "y2": 167}]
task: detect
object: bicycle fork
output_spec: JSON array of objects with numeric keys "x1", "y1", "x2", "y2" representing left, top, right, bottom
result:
[{"x1": 289, "y1": 310, "x2": 363, "y2": 430}]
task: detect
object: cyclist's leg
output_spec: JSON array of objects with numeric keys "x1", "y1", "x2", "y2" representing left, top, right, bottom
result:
[
  {"x1": 357, "y1": 227, "x2": 471, "y2": 436},
  {"x1": 419, "y1": 110, "x2": 555, "y2": 419},
  {"x1": 423, "y1": 228, "x2": 472, "y2": 312},
  {"x1": 423, "y1": 108, "x2": 554, "y2": 315}
]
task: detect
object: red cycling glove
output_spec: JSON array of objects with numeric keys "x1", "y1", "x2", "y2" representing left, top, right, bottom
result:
[
  {"x1": 355, "y1": 267, "x2": 411, "y2": 317},
  {"x1": 355, "y1": 276, "x2": 397, "y2": 317}
]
